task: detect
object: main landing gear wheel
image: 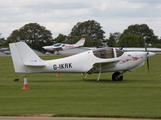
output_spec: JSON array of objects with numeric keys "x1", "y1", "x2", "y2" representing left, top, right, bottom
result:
[{"x1": 112, "y1": 72, "x2": 123, "y2": 81}]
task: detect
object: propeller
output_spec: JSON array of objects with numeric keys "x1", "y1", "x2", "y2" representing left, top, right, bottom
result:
[
  {"x1": 120, "y1": 45, "x2": 124, "y2": 51},
  {"x1": 144, "y1": 39, "x2": 150, "y2": 73}
]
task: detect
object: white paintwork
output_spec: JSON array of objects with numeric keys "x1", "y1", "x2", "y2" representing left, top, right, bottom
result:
[
  {"x1": 121, "y1": 47, "x2": 161, "y2": 52},
  {"x1": 42, "y1": 38, "x2": 85, "y2": 51},
  {"x1": 9, "y1": 42, "x2": 155, "y2": 77}
]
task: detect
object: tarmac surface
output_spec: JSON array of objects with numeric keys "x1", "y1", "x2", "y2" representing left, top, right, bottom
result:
[{"x1": 0, "y1": 117, "x2": 160, "y2": 120}]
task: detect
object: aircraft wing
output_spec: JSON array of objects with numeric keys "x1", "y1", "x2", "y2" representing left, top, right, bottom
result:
[
  {"x1": 87, "y1": 58, "x2": 121, "y2": 74},
  {"x1": 115, "y1": 47, "x2": 161, "y2": 52},
  {"x1": 95, "y1": 58, "x2": 121, "y2": 64}
]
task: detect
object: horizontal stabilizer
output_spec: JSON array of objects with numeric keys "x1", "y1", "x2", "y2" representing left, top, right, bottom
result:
[{"x1": 24, "y1": 62, "x2": 46, "y2": 67}]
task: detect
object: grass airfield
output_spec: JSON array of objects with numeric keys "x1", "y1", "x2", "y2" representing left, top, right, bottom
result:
[{"x1": 0, "y1": 54, "x2": 161, "y2": 119}]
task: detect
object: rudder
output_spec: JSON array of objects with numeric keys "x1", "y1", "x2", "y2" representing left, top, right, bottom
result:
[
  {"x1": 9, "y1": 42, "x2": 26, "y2": 73},
  {"x1": 75, "y1": 38, "x2": 85, "y2": 46},
  {"x1": 9, "y1": 42, "x2": 43, "y2": 73}
]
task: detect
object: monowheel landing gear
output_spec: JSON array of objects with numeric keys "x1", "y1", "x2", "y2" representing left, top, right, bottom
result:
[{"x1": 112, "y1": 71, "x2": 127, "y2": 81}]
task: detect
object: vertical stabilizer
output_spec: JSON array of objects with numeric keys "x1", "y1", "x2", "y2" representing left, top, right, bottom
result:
[
  {"x1": 9, "y1": 42, "x2": 43, "y2": 73},
  {"x1": 9, "y1": 42, "x2": 26, "y2": 73},
  {"x1": 75, "y1": 38, "x2": 85, "y2": 46}
]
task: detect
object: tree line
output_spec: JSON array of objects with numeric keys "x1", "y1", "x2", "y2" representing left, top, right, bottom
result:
[{"x1": 0, "y1": 20, "x2": 161, "y2": 52}]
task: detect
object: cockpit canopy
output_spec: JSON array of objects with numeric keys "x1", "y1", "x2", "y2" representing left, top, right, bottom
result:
[
  {"x1": 93, "y1": 48, "x2": 124, "y2": 59},
  {"x1": 53, "y1": 43, "x2": 62, "y2": 47}
]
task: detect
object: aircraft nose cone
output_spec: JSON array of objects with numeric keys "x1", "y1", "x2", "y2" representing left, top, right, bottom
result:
[
  {"x1": 147, "y1": 52, "x2": 155, "y2": 58},
  {"x1": 42, "y1": 46, "x2": 47, "y2": 50}
]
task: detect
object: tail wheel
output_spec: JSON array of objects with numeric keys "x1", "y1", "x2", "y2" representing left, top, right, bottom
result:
[{"x1": 112, "y1": 72, "x2": 123, "y2": 81}]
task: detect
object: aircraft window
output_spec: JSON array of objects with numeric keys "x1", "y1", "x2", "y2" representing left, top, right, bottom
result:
[
  {"x1": 116, "y1": 49, "x2": 124, "y2": 57},
  {"x1": 53, "y1": 43, "x2": 62, "y2": 47},
  {"x1": 62, "y1": 44, "x2": 65, "y2": 47},
  {"x1": 93, "y1": 48, "x2": 114, "y2": 59}
]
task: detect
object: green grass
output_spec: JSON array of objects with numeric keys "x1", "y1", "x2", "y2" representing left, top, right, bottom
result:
[{"x1": 0, "y1": 54, "x2": 161, "y2": 118}]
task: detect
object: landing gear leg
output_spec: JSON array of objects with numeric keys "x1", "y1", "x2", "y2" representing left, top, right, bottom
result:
[
  {"x1": 56, "y1": 50, "x2": 60, "y2": 55},
  {"x1": 97, "y1": 70, "x2": 101, "y2": 82},
  {"x1": 83, "y1": 74, "x2": 88, "y2": 80},
  {"x1": 112, "y1": 71, "x2": 127, "y2": 81},
  {"x1": 96, "y1": 64, "x2": 102, "y2": 82}
]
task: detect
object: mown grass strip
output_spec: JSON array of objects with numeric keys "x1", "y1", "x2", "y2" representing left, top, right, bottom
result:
[{"x1": 0, "y1": 54, "x2": 161, "y2": 118}]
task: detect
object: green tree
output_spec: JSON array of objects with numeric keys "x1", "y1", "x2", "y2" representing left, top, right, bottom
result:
[
  {"x1": 2, "y1": 39, "x2": 12, "y2": 47},
  {"x1": 67, "y1": 36, "x2": 102, "y2": 47},
  {"x1": 8, "y1": 30, "x2": 20, "y2": 42},
  {"x1": 155, "y1": 37, "x2": 161, "y2": 48},
  {"x1": 53, "y1": 34, "x2": 67, "y2": 44},
  {"x1": 8, "y1": 23, "x2": 53, "y2": 51},
  {"x1": 117, "y1": 34, "x2": 144, "y2": 47},
  {"x1": 122, "y1": 24, "x2": 158, "y2": 46},
  {"x1": 107, "y1": 32, "x2": 121, "y2": 47},
  {"x1": 0, "y1": 38, "x2": 5, "y2": 46},
  {"x1": 69, "y1": 20, "x2": 105, "y2": 45},
  {"x1": 0, "y1": 33, "x2": 5, "y2": 46}
]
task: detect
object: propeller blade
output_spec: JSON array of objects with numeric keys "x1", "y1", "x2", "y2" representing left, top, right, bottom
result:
[
  {"x1": 144, "y1": 39, "x2": 150, "y2": 73},
  {"x1": 120, "y1": 45, "x2": 124, "y2": 51},
  {"x1": 147, "y1": 58, "x2": 149, "y2": 73},
  {"x1": 144, "y1": 39, "x2": 147, "y2": 51}
]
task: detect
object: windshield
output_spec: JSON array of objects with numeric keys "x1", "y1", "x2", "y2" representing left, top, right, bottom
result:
[
  {"x1": 116, "y1": 49, "x2": 124, "y2": 57},
  {"x1": 93, "y1": 48, "x2": 114, "y2": 59},
  {"x1": 53, "y1": 43, "x2": 62, "y2": 47}
]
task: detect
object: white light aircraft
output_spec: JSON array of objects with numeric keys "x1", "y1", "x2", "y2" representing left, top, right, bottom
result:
[
  {"x1": 9, "y1": 41, "x2": 155, "y2": 81},
  {"x1": 42, "y1": 38, "x2": 85, "y2": 53}
]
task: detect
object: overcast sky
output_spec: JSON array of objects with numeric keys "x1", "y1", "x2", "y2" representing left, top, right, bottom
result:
[{"x1": 1, "y1": 0, "x2": 161, "y2": 39}]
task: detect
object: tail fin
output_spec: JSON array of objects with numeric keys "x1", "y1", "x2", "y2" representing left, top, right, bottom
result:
[
  {"x1": 9, "y1": 42, "x2": 45, "y2": 73},
  {"x1": 75, "y1": 38, "x2": 85, "y2": 46}
]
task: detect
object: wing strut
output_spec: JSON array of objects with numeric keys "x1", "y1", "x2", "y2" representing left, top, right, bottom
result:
[
  {"x1": 83, "y1": 74, "x2": 88, "y2": 80},
  {"x1": 96, "y1": 64, "x2": 102, "y2": 82},
  {"x1": 83, "y1": 64, "x2": 102, "y2": 82}
]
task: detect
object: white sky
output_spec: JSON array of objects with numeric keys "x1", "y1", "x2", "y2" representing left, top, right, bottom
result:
[{"x1": 0, "y1": 0, "x2": 161, "y2": 39}]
